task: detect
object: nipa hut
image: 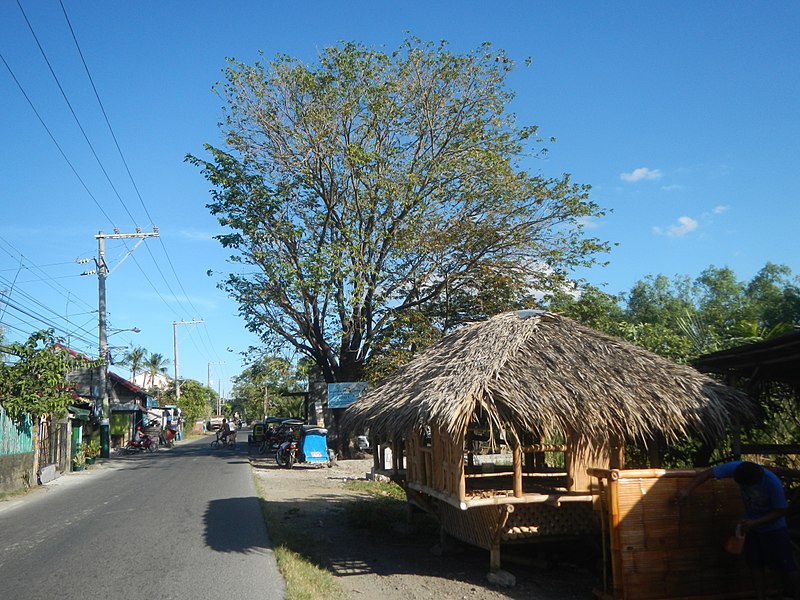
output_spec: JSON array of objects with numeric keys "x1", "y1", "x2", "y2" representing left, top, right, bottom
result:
[{"x1": 344, "y1": 310, "x2": 756, "y2": 594}]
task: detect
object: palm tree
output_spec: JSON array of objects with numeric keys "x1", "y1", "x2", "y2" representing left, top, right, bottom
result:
[
  {"x1": 120, "y1": 346, "x2": 147, "y2": 382},
  {"x1": 144, "y1": 352, "x2": 170, "y2": 389}
]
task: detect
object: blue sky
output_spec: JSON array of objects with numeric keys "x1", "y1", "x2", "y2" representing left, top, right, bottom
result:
[{"x1": 1, "y1": 1, "x2": 798, "y2": 395}]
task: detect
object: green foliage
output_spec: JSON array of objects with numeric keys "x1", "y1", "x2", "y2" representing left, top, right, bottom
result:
[
  {"x1": 544, "y1": 263, "x2": 800, "y2": 467},
  {"x1": 162, "y1": 379, "x2": 215, "y2": 424},
  {"x1": 0, "y1": 330, "x2": 97, "y2": 422},
  {"x1": 118, "y1": 346, "x2": 147, "y2": 381},
  {"x1": 188, "y1": 36, "x2": 609, "y2": 383},
  {"x1": 81, "y1": 439, "x2": 101, "y2": 459},
  {"x1": 71, "y1": 448, "x2": 86, "y2": 467},
  {"x1": 343, "y1": 479, "x2": 407, "y2": 501},
  {"x1": 545, "y1": 285, "x2": 624, "y2": 331},
  {"x1": 143, "y1": 352, "x2": 170, "y2": 389},
  {"x1": 230, "y1": 355, "x2": 307, "y2": 421}
]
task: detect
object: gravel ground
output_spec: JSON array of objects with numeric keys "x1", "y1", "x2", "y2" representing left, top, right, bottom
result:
[{"x1": 250, "y1": 453, "x2": 600, "y2": 600}]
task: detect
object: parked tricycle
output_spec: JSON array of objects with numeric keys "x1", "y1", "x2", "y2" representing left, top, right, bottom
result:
[
  {"x1": 250, "y1": 417, "x2": 292, "y2": 447},
  {"x1": 276, "y1": 424, "x2": 333, "y2": 468},
  {"x1": 256, "y1": 418, "x2": 304, "y2": 455}
]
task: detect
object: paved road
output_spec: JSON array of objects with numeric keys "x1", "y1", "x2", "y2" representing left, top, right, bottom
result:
[{"x1": 0, "y1": 433, "x2": 284, "y2": 600}]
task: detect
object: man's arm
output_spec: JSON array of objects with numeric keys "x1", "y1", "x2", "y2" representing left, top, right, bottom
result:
[
  {"x1": 740, "y1": 508, "x2": 787, "y2": 533},
  {"x1": 675, "y1": 468, "x2": 714, "y2": 503}
]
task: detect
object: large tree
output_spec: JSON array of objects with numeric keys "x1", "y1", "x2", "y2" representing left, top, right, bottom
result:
[
  {"x1": 161, "y1": 378, "x2": 215, "y2": 425},
  {"x1": 189, "y1": 37, "x2": 609, "y2": 382}
]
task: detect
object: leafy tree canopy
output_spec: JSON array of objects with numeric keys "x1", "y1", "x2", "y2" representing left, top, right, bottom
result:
[
  {"x1": 188, "y1": 37, "x2": 609, "y2": 382},
  {"x1": 230, "y1": 355, "x2": 308, "y2": 420},
  {"x1": 0, "y1": 330, "x2": 97, "y2": 422},
  {"x1": 162, "y1": 378, "x2": 215, "y2": 425},
  {"x1": 550, "y1": 263, "x2": 800, "y2": 362}
]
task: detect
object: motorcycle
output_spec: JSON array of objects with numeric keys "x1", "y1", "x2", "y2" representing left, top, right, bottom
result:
[
  {"x1": 258, "y1": 418, "x2": 303, "y2": 455},
  {"x1": 275, "y1": 436, "x2": 299, "y2": 468},
  {"x1": 275, "y1": 425, "x2": 332, "y2": 468},
  {"x1": 122, "y1": 434, "x2": 158, "y2": 454}
]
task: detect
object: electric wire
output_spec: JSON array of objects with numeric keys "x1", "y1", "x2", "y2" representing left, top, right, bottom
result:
[
  {"x1": 0, "y1": 294, "x2": 96, "y2": 350},
  {"x1": 58, "y1": 0, "x2": 156, "y2": 228},
  {"x1": 0, "y1": 51, "x2": 116, "y2": 224},
  {"x1": 0, "y1": 281, "x2": 97, "y2": 342},
  {"x1": 16, "y1": 0, "x2": 137, "y2": 227},
  {"x1": 58, "y1": 1, "x2": 218, "y2": 356},
  {"x1": 3, "y1": 4, "x2": 233, "y2": 384},
  {"x1": 0, "y1": 236, "x2": 97, "y2": 315}
]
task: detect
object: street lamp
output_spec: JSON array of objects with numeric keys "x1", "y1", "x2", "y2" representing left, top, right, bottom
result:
[{"x1": 110, "y1": 327, "x2": 141, "y2": 335}]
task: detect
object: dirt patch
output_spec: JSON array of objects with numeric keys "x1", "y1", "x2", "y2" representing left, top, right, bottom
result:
[{"x1": 250, "y1": 453, "x2": 600, "y2": 600}]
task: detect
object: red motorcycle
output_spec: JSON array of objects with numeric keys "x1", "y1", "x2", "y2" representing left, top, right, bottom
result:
[{"x1": 122, "y1": 433, "x2": 158, "y2": 454}]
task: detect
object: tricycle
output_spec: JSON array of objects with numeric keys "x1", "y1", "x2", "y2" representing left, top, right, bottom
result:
[
  {"x1": 250, "y1": 417, "x2": 292, "y2": 447},
  {"x1": 276, "y1": 424, "x2": 333, "y2": 468},
  {"x1": 257, "y1": 418, "x2": 304, "y2": 455}
]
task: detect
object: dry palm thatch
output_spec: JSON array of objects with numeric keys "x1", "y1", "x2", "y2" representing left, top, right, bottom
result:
[{"x1": 345, "y1": 311, "x2": 755, "y2": 446}]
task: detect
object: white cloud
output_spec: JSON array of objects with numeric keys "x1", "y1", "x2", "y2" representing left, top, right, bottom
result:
[
  {"x1": 178, "y1": 229, "x2": 216, "y2": 241},
  {"x1": 576, "y1": 216, "x2": 600, "y2": 230},
  {"x1": 620, "y1": 167, "x2": 663, "y2": 182},
  {"x1": 663, "y1": 216, "x2": 698, "y2": 237},
  {"x1": 712, "y1": 205, "x2": 729, "y2": 215}
]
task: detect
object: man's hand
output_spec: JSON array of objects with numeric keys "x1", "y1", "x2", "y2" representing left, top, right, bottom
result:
[{"x1": 674, "y1": 488, "x2": 691, "y2": 504}]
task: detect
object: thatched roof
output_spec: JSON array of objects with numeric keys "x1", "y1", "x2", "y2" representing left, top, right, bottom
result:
[{"x1": 345, "y1": 311, "x2": 755, "y2": 445}]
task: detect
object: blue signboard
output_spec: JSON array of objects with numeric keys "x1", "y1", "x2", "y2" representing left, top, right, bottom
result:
[{"x1": 327, "y1": 382, "x2": 368, "y2": 409}]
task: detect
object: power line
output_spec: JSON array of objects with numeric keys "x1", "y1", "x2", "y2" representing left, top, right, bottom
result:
[
  {"x1": 3, "y1": 4, "x2": 234, "y2": 381},
  {"x1": 16, "y1": 0, "x2": 138, "y2": 227},
  {"x1": 59, "y1": 0, "x2": 156, "y2": 229},
  {"x1": 0, "y1": 51, "x2": 116, "y2": 224},
  {"x1": 57, "y1": 2, "x2": 216, "y2": 347}
]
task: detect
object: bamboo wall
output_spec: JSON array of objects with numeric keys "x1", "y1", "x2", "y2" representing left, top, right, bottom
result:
[
  {"x1": 593, "y1": 469, "x2": 766, "y2": 600},
  {"x1": 406, "y1": 426, "x2": 465, "y2": 502}
]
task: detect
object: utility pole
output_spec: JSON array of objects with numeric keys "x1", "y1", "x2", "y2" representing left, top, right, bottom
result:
[
  {"x1": 208, "y1": 361, "x2": 225, "y2": 414},
  {"x1": 94, "y1": 228, "x2": 158, "y2": 458},
  {"x1": 173, "y1": 319, "x2": 203, "y2": 404}
]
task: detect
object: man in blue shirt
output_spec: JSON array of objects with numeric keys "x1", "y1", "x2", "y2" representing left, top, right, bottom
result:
[{"x1": 677, "y1": 460, "x2": 798, "y2": 600}]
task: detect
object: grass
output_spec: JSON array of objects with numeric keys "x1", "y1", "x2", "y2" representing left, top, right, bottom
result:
[
  {"x1": 252, "y1": 474, "x2": 437, "y2": 599},
  {"x1": 0, "y1": 485, "x2": 32, "y2": 503},
  {"x1": 253, "y1": 476, "x2": 345, "y2": 600},
  {"x1": 341, "y1": 479, "x2": 416, "y2": 537}
]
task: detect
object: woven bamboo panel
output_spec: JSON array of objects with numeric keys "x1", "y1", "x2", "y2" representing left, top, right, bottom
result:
[
  {"x1": 439, "y1": 502, "x2": 499, "y2": 549},
  {"x1": 503, "y1": 502, "x2": 598, "y2": 539},
  {"x1": 439, "y1": 500, "x2": 598, "y2": 549},
  {"x1": 604, "y1": 471, "x2": 760, "y2": 600}
]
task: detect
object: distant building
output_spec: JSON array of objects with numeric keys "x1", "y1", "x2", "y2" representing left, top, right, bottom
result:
[{"x1": 131, "y1": 372, "x2": 171, "y2": 391}]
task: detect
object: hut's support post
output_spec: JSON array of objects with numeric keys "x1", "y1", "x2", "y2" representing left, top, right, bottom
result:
[
  {"x1": 512, "y1": 445, "x2": 523, "y2": 497},
  {"x1": 373, "y1": 441, "x2": 381, "y2": 472},
  {"x1": 647, "y1": 433, "x2": 664, "y2": 468},
  {"x1": 393, "y1": 439, "x2": 403, "y2": 472},
  {"x1": 490, "y1": 504, "x2": 513, "y2": 571}
]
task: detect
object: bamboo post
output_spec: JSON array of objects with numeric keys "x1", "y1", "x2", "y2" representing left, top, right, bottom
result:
[
  {"x1": 490, "y1": 505, "x2": 514, "y2": 572},
  {"x1": 607, "y1": 473, "x2": 623, "y2": 600},
  {"x1": 513, "y1": 444, "x2": 523, "y2": 498}
]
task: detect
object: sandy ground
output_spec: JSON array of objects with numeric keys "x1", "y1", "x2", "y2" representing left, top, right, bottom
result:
[{"x1": 250, "y1": 452, "x2": 600, "y2": 600}]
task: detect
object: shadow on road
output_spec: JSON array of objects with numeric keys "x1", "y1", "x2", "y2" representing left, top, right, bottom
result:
[{"x1": 203, "y1": 496, "x2": 271, "y2": 554}]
